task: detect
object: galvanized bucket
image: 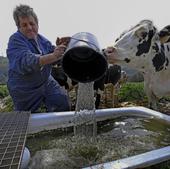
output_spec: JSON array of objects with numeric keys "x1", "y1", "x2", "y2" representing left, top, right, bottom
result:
[{"x1": 62, "y1": 32, "x2": 108, "y2": 83}]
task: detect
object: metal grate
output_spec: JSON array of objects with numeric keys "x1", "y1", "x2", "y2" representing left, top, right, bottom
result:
[{"x1": 0, "y1": 111, "x2": 30, "y2": 169}]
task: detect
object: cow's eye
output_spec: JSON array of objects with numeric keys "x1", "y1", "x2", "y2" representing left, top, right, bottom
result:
[
  {"x1": 141, "y1": 32, "x2": 148, "y2": 39},
  {"x1": 115, "y1": 38, "x2": 119, "y2": 42},
  {"x1": 135, "y1": 27, "x2": 147, "y2": 38}
]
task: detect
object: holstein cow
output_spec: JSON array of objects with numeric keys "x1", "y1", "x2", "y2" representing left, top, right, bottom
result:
[{"x1": 105, "y1": 20, "x2": 170, "y2": 110}]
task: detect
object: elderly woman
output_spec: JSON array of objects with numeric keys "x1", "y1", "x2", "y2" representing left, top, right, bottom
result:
[{"x1": 6, "y1": 4, "x2": 70, "y2": 112}]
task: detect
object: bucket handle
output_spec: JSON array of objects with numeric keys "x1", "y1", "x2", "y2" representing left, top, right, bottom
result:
[
  {"x1": 70, "y1": 37, "x2": 99, "y2": 49},
  {"x1": 54, "y1": 37, "x2": 107, "y2": 65}
]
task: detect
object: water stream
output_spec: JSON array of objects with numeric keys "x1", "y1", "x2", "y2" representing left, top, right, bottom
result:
[{"x1": 74, "y1": 82, "x2": 97, "y2": 137}]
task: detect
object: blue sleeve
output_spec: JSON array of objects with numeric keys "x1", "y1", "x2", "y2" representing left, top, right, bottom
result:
[{"x1": 7, "y1": 34, "x2": 41, "y2": 75}]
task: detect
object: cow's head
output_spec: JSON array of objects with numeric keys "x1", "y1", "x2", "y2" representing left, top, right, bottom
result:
[{"x1": 106, "y1": 20, "x2": 169, "y2": 72}]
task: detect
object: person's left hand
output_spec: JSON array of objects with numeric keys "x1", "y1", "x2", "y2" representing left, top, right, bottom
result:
[
  {"x1": 53, "y1": 44, "x2": 67, "y2": 60},
  {"x1": 56, "y1": 37, "x2": 71, "y2": 46}
]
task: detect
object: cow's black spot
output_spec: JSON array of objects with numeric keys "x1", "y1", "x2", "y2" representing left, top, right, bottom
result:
[
  {"x1": 161, "y1": 44, "x2": 165, "y2": 51},
  {"x1": 159, "y1": 31, "x2": 167, "y2": 37},
  {"x1": 136, "y1": 30, "x2": 154, "y2": 56},
  {"x1": 124, "y1": 58, "x2": 130, "y2": 63},
  {"x1": 152, "y1": 48, "x2": 166, "y2": 72},
  {"x1": 159, "y1": 25, "x2": 170, "y2": 37}
]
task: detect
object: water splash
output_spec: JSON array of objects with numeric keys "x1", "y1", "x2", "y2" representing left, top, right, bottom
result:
[{"x1": 74, "y1": 82, "x2": 97, "y2": 137}]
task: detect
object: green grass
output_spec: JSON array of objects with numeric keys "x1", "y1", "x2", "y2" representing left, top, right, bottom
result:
[
  {"x1": 0, "y1": 84, "x2": 9, "y2": 98},
  {"x1": 0, "y1": 84, "x2": 13, "y2": 112},
  {"x1": 118, "y1": 82, "x2": 147, "y2": 102}
]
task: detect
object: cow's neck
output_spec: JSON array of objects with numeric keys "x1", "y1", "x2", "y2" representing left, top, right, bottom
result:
[{"x1": 136, "y1": 41, "x2": 170, "y2": 73}]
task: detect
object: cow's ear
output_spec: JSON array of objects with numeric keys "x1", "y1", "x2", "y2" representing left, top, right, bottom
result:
[
  {"x1": 159, "y1": 35, "x2": 170, "y2": 44},
  {"x1": 159, "y1": 25, "x2": 170, "y2": 44}
]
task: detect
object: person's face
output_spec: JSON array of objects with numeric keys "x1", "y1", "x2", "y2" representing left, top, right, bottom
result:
[{"x1": 18, "y1": 16, "x2": 38, "y2": 39}]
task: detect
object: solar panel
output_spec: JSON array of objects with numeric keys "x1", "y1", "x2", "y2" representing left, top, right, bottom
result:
[{"x1": 0, "y1": 111, "x2": 30, "y2": 169}]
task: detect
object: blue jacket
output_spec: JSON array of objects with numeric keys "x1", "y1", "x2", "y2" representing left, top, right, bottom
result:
[
  {"x1": 6, "y1": 31, "x2": 69, "y2": 112},
  {"x1": 7, "y1": 31, "x2": 54, "y2": 87}
]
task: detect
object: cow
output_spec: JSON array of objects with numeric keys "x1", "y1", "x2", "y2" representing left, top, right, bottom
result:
[
  {"x1": 105, "y1": 19, "x2": 170, "y2": 110},
  {"x1": 93, "y1": 64, "x2": 126, "y2": 108},
  {"x1": 51, "y1": 64, "x2": 124, "y2": 109}
]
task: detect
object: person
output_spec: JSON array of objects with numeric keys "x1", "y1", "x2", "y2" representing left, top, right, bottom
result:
[{"x1": 6, "y1": 4, "x2": 71, "y2": 112}]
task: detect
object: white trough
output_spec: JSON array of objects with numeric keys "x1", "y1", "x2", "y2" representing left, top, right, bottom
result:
[
  {"x1": 83, "y1": 146, "x2": 170, "y2": 169},
  {"x1": 28, "y1": 106, "x2": 170, "y2": 134},
  {"x1": 22, "y1": 106, "x2": 170, "y2": 169}
]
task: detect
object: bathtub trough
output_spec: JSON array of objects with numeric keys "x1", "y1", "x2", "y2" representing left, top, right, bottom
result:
[{"x1": 22, "y1": 106, "x2": 170, "y2": 169}]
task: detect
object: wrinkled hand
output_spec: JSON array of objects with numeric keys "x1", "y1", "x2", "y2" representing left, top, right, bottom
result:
[
  {"x1": 56, "y1": 36, "x2": 71, "y2": 46},
  {"x1": 53, "y1": 44, "x2": 67, "y2": 60}
]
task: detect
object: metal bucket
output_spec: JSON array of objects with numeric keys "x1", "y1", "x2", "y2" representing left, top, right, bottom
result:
[{"x1": 62, "y1": 32, "x2": 108, "y2": 83}]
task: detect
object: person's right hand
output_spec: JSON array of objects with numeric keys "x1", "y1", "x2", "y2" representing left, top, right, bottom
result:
[
  {"x1": 53, "y1": 44, "x2": 67, "y2": 61},
  {"x1": 39, "y1": 44, "x2": 67, "y2": 66}
]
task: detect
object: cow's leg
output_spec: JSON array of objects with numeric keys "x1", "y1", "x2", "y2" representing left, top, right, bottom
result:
[
  {"x1": 144, "y1": 81, "x2": 158, "y2": 110},
  {"x1": 110, "y1": 84, "x2": 115, "y2": 107},
  {"x1": 103, "y1": 86, "x2": 107, "y2": 106},
  {"x1": 149, "y1": 92, "x2": 158, "y2": 110},
  {"x1": 95, "y1": 92, "x2": 101, "y2": 109},
  {"x1": 113, "y1": 83, "x2": 120, "y2": 107}
]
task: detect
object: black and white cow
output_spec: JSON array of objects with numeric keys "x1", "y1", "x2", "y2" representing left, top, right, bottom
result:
[
  {"x1": 105, "y1": 20, "x2": 170, "y2": 110},
  {"x1": 51, "y1": 64, "x2": 123, "y2": 109}
]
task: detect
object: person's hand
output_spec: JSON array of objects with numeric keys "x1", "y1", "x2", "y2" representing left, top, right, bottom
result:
[
  {"x1": 56, "y1": 37, "x2": 71, "y2": 46},
  {"x1": 53, "y1": 44, "x2": 67, "y2": 60},
  {"x1": 39, "y1": 44, "x2": 67, "y2": 66}
]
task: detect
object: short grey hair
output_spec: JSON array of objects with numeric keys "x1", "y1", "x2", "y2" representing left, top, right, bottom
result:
[{"x1": 13, "y1": 4, "x2": 38, "y2": 27}]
